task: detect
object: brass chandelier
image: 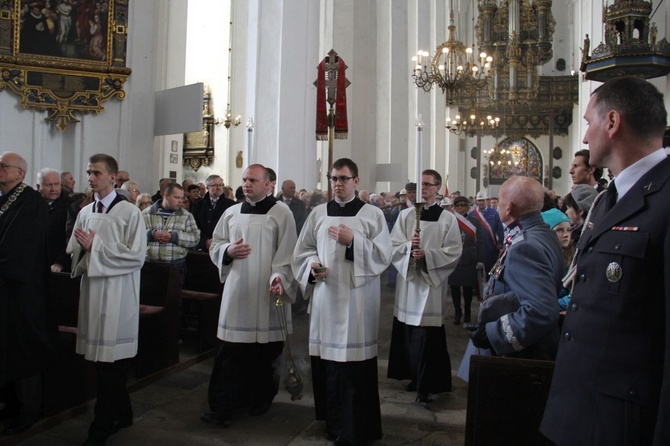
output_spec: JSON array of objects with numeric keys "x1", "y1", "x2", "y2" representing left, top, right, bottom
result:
[{"x1": 411, "y1": 8, "x2": 493, "y2": 105}]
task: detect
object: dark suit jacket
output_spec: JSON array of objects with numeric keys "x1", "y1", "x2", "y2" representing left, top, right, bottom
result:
[
  {"x1": 45, "y1": 192, "x2": 72, "y2": 271},
  {"x1": 277, "y1": 194, "x2": 307, "y2": 235},
  {"x1": 541, "y1": 156, "x2": 670, "y2": 446},
  {"x1": 0, "y1": 185, "x2": 55, "y2": 379},
  {"x1": 191, "y1": 193, "x2": 235, "y2": 251}
]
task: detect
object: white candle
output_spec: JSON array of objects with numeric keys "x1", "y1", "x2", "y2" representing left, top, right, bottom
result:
[{"x1": 416, "y1": 114, "x2": 424, "y2": 203}]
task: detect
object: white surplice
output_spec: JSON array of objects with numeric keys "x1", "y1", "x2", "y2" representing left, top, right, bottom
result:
[
  {"x1": 391, "y1": 205, "x2": 462, "y2": 326},
  {"x1": 209, "y1": 202, "x2": 297, "y2": 344},
  {"x1": 292, "y1": 203, "x2": 392, "y2": 362},
  {"x1": 67, "y1": 201, "x2": 147, "y2": 362}
]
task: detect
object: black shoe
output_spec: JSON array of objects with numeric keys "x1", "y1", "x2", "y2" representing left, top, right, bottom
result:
[
  {"x1": 415, "y1": 392, "x2": 429, "y2": 404},
  {"x1": 110, "y1": 418, "x2": 132, "y2": 435},
  {"x1": 200, "y1": 412, "x2": 232, "y2": 426},
  {"x1": 453, "y1": 315, "x2": 462, "y2": 325},
  {"x1": 82, "y1": 437, "x2": 107, "y2": 446},
  {"x1": 249, "y1": 401, "x2": 271, "y2": 416},
  {"x1": 334, "y1": 437, "x2": 354, "y2": 446},
  {"x1": 324, "y1": 431, "x2": 338, "y2": 441},
  {"x1": 463, "y1": 322, "x2": 478, "y2": 332},
  {"x1": 464, "y1": 314, "x2": 471, "y2": 323},
  {"x1": 404, "y1": 381, "x2": 417, "y2": 392}
]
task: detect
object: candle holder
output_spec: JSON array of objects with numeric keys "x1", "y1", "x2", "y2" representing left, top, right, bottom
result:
[{"x1": 409, "y1": 201, "x2": 426, "y2": 273}]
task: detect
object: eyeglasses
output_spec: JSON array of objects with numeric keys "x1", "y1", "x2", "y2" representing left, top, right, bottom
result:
[
  {"x1": 0, "y1": 162, "x2": 23, "y2": 171},
  {"x1": 131, "y1": 189, "x2": 140, "y2": 194},
  {"x1": 139, "y1": 201, "x2": 152, "y2": 207},
  {"x1": 327, "y1": 175, "x2": 356, "y2": 184},
  {"x1": 208, "y1": 183, "x2": 224, "y2": 188},
  {"x1": 455, "y1": 203, "x2": 469, "y2": 207},
  {"x1": 421, "y1": 182, "x2": 439, "y2": 188}
]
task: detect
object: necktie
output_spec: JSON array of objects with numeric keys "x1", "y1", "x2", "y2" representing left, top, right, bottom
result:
[
  {"x1": 604, "y1": 181, "x2": 617, "y2": 213},
  {"x1": 97, "y1": 201, "x2": 104, "y2": 214}
]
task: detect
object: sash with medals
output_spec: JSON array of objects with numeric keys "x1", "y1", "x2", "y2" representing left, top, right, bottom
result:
[{"x1": 454, "y1": 212, "x2": 477, "y2": 243}]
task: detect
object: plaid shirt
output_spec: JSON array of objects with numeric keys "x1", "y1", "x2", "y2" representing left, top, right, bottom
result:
[{"x1": 142, "y1": 203, "x2": 200, "y2": 261}]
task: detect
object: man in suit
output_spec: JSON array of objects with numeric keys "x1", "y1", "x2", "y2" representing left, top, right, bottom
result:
[
  {"x1": 191, "y1": 175, "x2": 235, "y2": 252},
  {"x1": 277, "y1": 179, "x2": 307, "y2": 235},
  {"x1": 37, "y1": 168, "x2": 72, "y2": 272},
  {"x1": 541, "y1": 77, "x2": 670, "y2": 445}
]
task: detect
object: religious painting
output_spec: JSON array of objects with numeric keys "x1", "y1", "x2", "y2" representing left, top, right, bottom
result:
[
  {"x1": 0, "y1": 0, "x2": 131, "y2": 130},
  {"x1": 486, "y1": 137, "x2": 543, "y2": 185}
]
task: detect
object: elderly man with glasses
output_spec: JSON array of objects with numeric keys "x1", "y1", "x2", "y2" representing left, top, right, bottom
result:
[
  {"x1": 191, "y1": 174, "x2": 236, "y2": 252},
  {"x1": 0, "y1": 153, "x2": 54, "y2": 435}
]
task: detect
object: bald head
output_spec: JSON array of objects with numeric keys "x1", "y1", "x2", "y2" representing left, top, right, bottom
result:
[
  {"x1": 0, "y1": 152, "x2": 27, "y2": 194},
  {"x1": 281, "y1": 179, "x2": 296, "y2": 199},
  {"x1": 498, "y1": 176, "x2": 544, "y2": 224}
]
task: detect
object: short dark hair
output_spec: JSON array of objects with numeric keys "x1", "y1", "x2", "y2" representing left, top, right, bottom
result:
[
  {"x1": 164, "y1": 183, "x2": 183, "y2": 196},
  {"x1": 453, "y1": 196, "x2": 469, "y2": 206},
  {"x1": 265, "y1": 167, "x2": 277, "y2": 182},
  {"x1": 187, "y1": 184, "x2": 200, "y2": 192},
  {"x1": 235, "y1": 186, "x2": 245, "y2": 201},
  {"x1": 89, "y1": 153, "x2": 118, "y2": 174},
  {"x1": 574, "y1": 149, "x2": 603, "y2": 180},
  {"x1": 591, "y1": 76, "x2": 667, "y2": 141},
  {"x1": 422, "y1": 169, "x2": 442, "y2": 186},
  {"x1": 331, "y1": 158, "x2": 358, "y2": 178}
]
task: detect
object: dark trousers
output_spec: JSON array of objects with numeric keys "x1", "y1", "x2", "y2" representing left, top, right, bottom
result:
[
  {"x1": 387, "y1": 318, "x2": 452, "y2": 395},
  {"x1": 208, "y1": 340, "x2": 283, "y2": 415},
  {"x1": 88, "y1": 360, "x2": 132, "y2": 441},
  {"x1": 8, "y1": 374, "x2": 43, "y2": 424},
  {"x1": 311, "y1": 356, "x2": 382, "y2": 445},
  {"x1": 451, "y1": 285, "x2": 474, "y2": 319}
]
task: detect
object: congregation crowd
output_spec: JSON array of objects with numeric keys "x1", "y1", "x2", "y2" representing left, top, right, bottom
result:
[{"x1": 1, "y1": 76, "x2": 669, "y2": 446}]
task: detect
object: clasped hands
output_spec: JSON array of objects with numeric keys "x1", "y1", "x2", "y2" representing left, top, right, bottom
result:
[
  {"x1": 153, "y1": 230, "x2": 172, "y2": 244},
  {"x1": 74, "y1": 228, "x2": 96, "y2": 251}
]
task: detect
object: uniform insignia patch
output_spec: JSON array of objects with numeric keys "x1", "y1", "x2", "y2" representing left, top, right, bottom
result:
[{"x1": 606, "y1": 262, "x2": 622, "y2": 283}]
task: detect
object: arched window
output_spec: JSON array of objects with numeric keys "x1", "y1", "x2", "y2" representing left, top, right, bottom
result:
[{"x1": 486, "y1": 137, "x2": 543, "y2": 185}]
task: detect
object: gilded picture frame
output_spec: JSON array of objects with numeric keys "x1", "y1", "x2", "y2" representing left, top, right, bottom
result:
[{"x1": 0, "y1": 0, "x2": 131, "y2": 131}]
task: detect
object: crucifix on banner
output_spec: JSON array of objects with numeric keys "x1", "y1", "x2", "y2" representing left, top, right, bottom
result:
[{"x1": 314, "y1": 49, "x2": 350, "y2": 199}]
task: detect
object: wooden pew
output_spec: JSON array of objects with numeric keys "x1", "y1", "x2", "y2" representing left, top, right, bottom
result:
[
  {"x1": 43, "y1": 272, "x2": 97, "y2": 417},
  {"x1": 136, "y1": 261, "x2": 181, "y2": 378},
  {"x1": 180, "y1": 252, "x2": 223, "y2": 352},
  {"x1": 465, "y1": 355, "x2": 555, "y2": 446}
]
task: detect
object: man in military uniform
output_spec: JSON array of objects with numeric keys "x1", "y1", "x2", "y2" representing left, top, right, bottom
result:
[
  {"x1": 541, "y1": 77, "x2": 670, "y2": 445},
  {"x1": 469, "y1": 176, "x2": 563, "y2": 360}
]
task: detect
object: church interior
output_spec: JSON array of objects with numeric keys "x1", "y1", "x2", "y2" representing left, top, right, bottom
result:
[
  {"x1": 1, "y1": 0, "x2": 669, "y2": 445},
  {"x1": 1, "y1": 0, "x2": 668, "y2": 199}
]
